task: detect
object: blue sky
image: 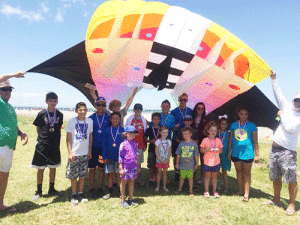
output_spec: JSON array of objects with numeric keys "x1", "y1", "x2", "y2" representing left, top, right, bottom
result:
[{"x1": 1, "y1": 0, "x2": 299, "y2": 110}]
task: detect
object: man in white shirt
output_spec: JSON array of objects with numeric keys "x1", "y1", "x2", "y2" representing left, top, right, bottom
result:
[{"x1": 264, "y1": 71, "x2": 300, "y2": 216}]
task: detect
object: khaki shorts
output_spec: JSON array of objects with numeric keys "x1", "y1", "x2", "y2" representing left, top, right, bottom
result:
[{"x1": 0, "y1": 146, "x2": 14, "y2": 172}]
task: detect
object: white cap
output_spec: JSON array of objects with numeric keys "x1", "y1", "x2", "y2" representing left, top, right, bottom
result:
[
  {"x1": 0, "y1": 80, "x2": 13, "y2": 88},
  {"x1": 293, "y1": 93, "x2": 300, "y2": 100}
]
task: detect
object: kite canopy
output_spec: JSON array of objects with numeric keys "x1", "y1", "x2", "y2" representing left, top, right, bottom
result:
[{"x1": 28, "y1": 0, "x2": 278, "y2": 130}]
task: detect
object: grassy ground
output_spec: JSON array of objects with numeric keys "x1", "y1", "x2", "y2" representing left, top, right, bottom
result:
[{"x1": 0, "y1": 116, "x2": 300, "y2": 225}]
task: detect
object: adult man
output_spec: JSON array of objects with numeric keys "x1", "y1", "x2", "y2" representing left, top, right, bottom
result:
[
  {"x1": 171, "y1": 93, "x2": 193, "y2": 181},
  {"x1": 264, "y1": 71, "x2": 300, "y2": 216},
  {"x1": 0, "y1": 71, "x2": 28, "y2": 212}
]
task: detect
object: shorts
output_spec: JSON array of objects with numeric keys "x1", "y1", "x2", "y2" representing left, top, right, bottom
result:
[
  {"x1": 120, "y1": 167, "x2": 138, "y2": 180},
  {"x1": 88, "y1": 146, "x2": 105, "y2": 169},
  {"x1": 66, "y1": 155, "x2": 88, "y2": 179},
  {"x1": 0, "y1": 146, "x2": 14, "y2": 172},
  {"x1": 203, "y1": 164, "x2": 220, "y2": 172},
  {"x1": 104, "y1": 159, "x2": 119, "y2": 174},
  {"x1": 147, "y1": 151, "x2": 156, "y2": 168},
  {"x1": 172, "y1": 140, "x2": 179, "y2": 157},
  {"x1": 138, "y1": 149, "x2": 144, "y2": 164},
  {"x1": 231, "y1": 157, "x2": 254, "y2": 164},
  {"x1": 180, "y1": 170, "x2": 193, "y2": 179},
  {"x1": 31, "y1": 141, "x2": 61, "y2": 169},
  {"x1": 155, "y1": 162, "x2": 169, "y2": 169},
  {"x1": 269, "y1": 145, "x2": 297, "y2": 183}
]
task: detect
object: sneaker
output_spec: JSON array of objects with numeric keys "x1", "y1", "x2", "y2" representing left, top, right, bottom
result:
[
  {"x1": 78, "y1": 193, "x2": 88, "y2": 203},
  {"x1": 128, "y1": 199, "x2": 139, "y2": 207},
  {"x1": 70, "y1": 194, "x2": 79, "y2": 205},
  {"x1": 96, "y1": 188, "x2": 104, "y2": 198},
  {"x1": 89, "y1": 188, "x2": 96, "y2": 199},
  {"x1": 32, "y1": 191, "x2": 42, "y2": 201},
  {"x1": 120, "y1": 201, "x2": 129, "y2": 209},
  {"x1": 48, "y1": 189, "x2": 63, "y2": 197}
]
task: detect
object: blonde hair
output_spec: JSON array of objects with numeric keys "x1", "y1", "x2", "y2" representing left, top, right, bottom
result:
[
  {"x1": 109, "y1": 100, "x2": 121, "y2": 111},
  {"x1": 159, "y1": 126, "x2": 169, "y2": 133}
]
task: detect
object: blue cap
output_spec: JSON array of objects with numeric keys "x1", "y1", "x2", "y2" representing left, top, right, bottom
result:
[
  {"x1": 134, "y1": 103, "x2": 143, "y2": 110},
  {"x1": 95, "y1": 96, "x2": 106, "y2": 103},
  {"x1": 124, "y1": 125, "x2": 139, "y2": 134},
  {"x1": 184, "y1": 115, "x2": 193, "y2": 120}
]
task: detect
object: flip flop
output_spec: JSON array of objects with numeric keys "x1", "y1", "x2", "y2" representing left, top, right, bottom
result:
[
  {"x1": 242, "y1": 196, "x2": 249, "y2": 202},
  {"x1": 189, "y1": 192, "x2": 195, "y2": 197},
  {"x1": 262, "y1": 200, "x2": 282, "y2": 207},
  {"x1": 0, "y1": 206, "x2": 17, "y2": 212},
  {"x1": 285, "y1": 209, "x2": 295, "y2": 216},
  {"x1": 204, "y1": 192, "x2": 210, "y2": 198}
]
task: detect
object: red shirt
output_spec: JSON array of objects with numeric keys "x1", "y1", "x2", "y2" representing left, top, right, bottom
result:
[{"x1": 131, "y1": 118, "x2": 146, "y2": 149}]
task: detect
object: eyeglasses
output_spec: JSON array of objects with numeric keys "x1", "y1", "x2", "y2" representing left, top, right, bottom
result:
[
  {"x1": 0, "y1": 87, "x2": 13, "y2": 92},
  {"x1": 179, "y1": 99, "x2": 188, "y2": 102},
  {"x1": 95, "y1": 103, "x2": 106, "y2": 107}
]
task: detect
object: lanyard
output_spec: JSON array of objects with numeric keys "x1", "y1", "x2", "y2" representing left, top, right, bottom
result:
[
  {"x1": 179, "y1": 108, "x2": 187, "y2": 120},
  {"x1": 161, "y1": 113, "x2": 170, "y2": 126},
  {"x1": 195, "y1": 115, "x2": 202, "y2": 128},
  {"x1": 133, "y1": 117, "x2": 142, "y2": 130},
  {"x1": 46, "y1": 109, "x2": 56, "y2": 127},
  {"x1": 111, "y1": 126, "x2": 120, "y2": 144},
  {"x1": 152, "y1": 127, "x2": 159, "y2": 139},
  {"x1": 238, "y1": 120, "x2": 248, "y2": 134},
  {"x1": 96, "y1": 113, "x2": 105, "y2": 133},
  {"x1": 209, "y1": 138, "x2": 217, "y2": 157},
  {"x1": 218, "y1": 130, "x2": 227, "y2": 143}
]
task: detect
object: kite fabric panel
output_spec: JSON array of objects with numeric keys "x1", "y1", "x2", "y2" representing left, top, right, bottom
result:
[{"x1": 85, "y1": 0, "x2": 272, "y2": 111}]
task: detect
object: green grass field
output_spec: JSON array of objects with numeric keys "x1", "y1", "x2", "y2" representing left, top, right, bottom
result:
[{"x1": 0, "y1": 116, "x2": 299, "y2": 224}]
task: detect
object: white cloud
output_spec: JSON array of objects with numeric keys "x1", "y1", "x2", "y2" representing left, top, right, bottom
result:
[
  {"x1": 54, "y1": 7, "x2": 65, "y2": 22},
  {"x1": 0, "y1": 4, "x2": 44, "y2": 22},
  {"x1": 83, "y1": 11, "x2": 88, "y2": 18},
  {"x1": 12, "y1": 92, "x2": 40, "y2": 98},
  {"x1": 63, "y1": 4, "x2": 72, "y2": 8},
  {"x1": 40, "y1": 2, "x2": 50, "y2": 14}
]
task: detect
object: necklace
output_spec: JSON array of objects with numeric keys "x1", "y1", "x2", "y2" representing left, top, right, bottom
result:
[
  {"x1": 111, "y1": 126, "x2": 120, "y2": 147},
  {"x1": 238, "y1": 120, "x2": 248, "y2": 135},
  {"x1": 161, "y1": 113, "x2": 170, "y2": 126},
  {"x1": 133, "y1": 117, "x2": 142, "y2": 130},
  {"x1": 218, "y1": 130, "x2": 227, "y2": 143},
  {"x1": 152, "y1": 127, "x2": 159, "y2": 139},
  {"x1": 209, "y1": 138, "x2": 217, "y2": 158},
  {"x1": 179, "y1": 108, "x2": 187, "y2": 119},
  {"x1": 195, "y1": 115, "x2": 202, "y2": 128},
  {"x1": 96, "y1": 113, "x2": 105, "y2": 134},
  {"x1": 76, "y1": 117, "x2": 86, "y2": 141},
  {"x1": 46, "y1": 109, "x2": 56, "y2": 132}
]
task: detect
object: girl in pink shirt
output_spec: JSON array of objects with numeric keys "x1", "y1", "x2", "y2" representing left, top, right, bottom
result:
[{"x1": 200, "y1": 122, "x2": 223, "y2": 198}]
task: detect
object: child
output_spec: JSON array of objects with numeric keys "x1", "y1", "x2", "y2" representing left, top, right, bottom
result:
[
  {"x1": 125, "y1": 103, "x2": 147, "y2": 186},
  {"x1": 176, "y1": 115, "x2": 198, "y2": 144},
  {"x1": 102, "y1": 112, "x2": 125, "y2": 199},
  {"x1": 31, "y1": 92, "x2": 64, "y2": 200},
  {"x1": 200, "y1": 121, "x2": 223, "y2": 198},
  {"x1": 88, "y1": 96, "x2": 111, "y2": 198},
  {"x1": 65, "y1": 102, "x2": 93, "y2": 205},
  {"x1": 228, "y1": 107, "x2": 258, "y2": 202},
  {"x1": 119, "y1": 125, "x2": 140, "y2": 208},
  {"x1": 217, "y1": 116, "x2": 231, "y2": 194},
  {"x1": 144, "y1": 113, "x2": 161, "y2": 185},
  {"x1": 175, "y1": 127, "x2": 199, "y2": 196},
  {"x1": 155, "y1": 126, "x2": 171, "y2": 192}
]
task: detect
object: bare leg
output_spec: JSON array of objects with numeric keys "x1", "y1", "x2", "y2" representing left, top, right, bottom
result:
[
  {"x1": 97, "y1": 168, "x2": 104, "y2": 188},
  {"x1": 177, "y1": 178, "x2": 184, "y2": 192},
  {"x1": 37, "y1": 169, "x2": 44, "y2": 185},
  {"x1": 120, "y1": 178, "x2": 127, "y2": 202},
  {"x1": 136, "y1": 164, "x2": 144, "y2": 185},
  {"x1": 222, "y1": 168, "x2": 228, "y2": 189},
  {"x1": 234, "y1": 162, "x2": 244, "y2": 195},
  {"x1": 107, "y1": 173, "x2": 114, "y2": 188},
  {"x1": 78, "y1": 178, "x2": 85, "y2": 192},
  {"x1": 71, "y1": 179, "x2": 77, "y2": 194},
  {"x1": 162, "y1": 169, "x2": 168, "y2": 191},
  {"x1": 188, "y1": 178, "x2": 194, "y2": 194},
  {"x1": 287, "y1": 182, "x2": 298, "y2": 212},
  {"x1": 199, "y1": 153, "x2": 204, "y2": 182},
  {"x1": 128, "y1": 179, "x2": 135, "y2": 200},
  {"x1": 49, "y1": 168, "x2": 56, "y2": 183},
  {"x1": 211, "y1": 172, "x2": 218, "y2": 193},
  {"x1": 204, "y1": 172, "x2": 211, "y2": 193},
  {"x1": 155, "y1": 168, "x2": 162, "y2": 192},
  {"x1": 0, "y1": 172, "x2": 9, "y2": 210},
  {"x1": 243, "y1": 163, "x2": 252, "y2": 199},
  {"x1": 272, "y1": 180, "x2": 282, "y2": 204},
  {"x1": 88, "y1": 168, "x2": 96, "y2": 189},
  {"x1": 116, "y1": 173, "x2": 121, "y2": 187}
]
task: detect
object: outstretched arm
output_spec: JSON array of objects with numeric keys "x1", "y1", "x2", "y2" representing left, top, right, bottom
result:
[
  {"x1": 270, "y1": 71, "x2": 288, "y2": 110},
  {"x1": 0, "y1": 71, "x2": 26, "y2": 83},
  {"x1": 85, "y1": 83, "x2": 97, "y2": 101},
  {"x1": 124, "y1": 87, "x2": 138, "y2": 112}
]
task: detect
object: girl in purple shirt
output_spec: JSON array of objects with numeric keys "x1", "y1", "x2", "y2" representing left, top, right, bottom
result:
[{"x1": 119, "y1": 125, "x2": 139, "y2": 208}]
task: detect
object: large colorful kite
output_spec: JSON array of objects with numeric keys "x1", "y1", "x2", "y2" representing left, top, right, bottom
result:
[{"x1": 28, "y1": 0, "x2": 278, "y2": 129}]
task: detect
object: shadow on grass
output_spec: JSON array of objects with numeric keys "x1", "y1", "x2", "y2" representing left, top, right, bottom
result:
[{"x1": 0, "y1": 201, "x2": 47, "y2": 218}]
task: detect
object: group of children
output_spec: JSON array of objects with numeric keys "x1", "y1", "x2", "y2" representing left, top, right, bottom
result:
[{"x1": 30, "y1": 91, "x2": 258, "y2": 208}]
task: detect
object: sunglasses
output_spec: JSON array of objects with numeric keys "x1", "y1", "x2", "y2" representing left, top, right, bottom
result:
[
  {"x1": 95, "y1": 103, "x2": 106, "y2": 107},
  {"x1": 294, "y1": 99, "x2": 300, "y2": 103},
  {"x1": 0, "y1": 87, "x2": 13, "y2": 92},
  {"x1": 179, "y1": 99, "x2": 188, "y2": 102}
]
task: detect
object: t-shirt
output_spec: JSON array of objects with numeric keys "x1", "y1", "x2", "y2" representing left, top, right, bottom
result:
[
  {"x1": 171, "y1": 107, "x2": 193, "y2": 140},
  {"x1": 130, "y1": 118, "x2": 146, "y2": 149},
  {"x1": 65, "y1": 117, "x2": 93, "y2": 156},
  {"x1": 0, "y1": 96, "x2": 18, "y2": 150},
  {"x1": 144, "y1": 127, "x2": 160, "y2": 153},
  {"x1": 175, "y1": 141, "x2": 199, "y2": 171},
  {"x1": 217, "y1": 130, "x2": 230, "y2": 155},
  {"x1": 89, "y1": 112, "x2": 111, "y2": 148},
  {"x1": 33, "y1": 109, "x2": 63, "y2": 148},
  {"x1": 155, "y1": 139, "x2": 172, "y2": 163},
  {"x1": 159, "y1": 113, "x2": 176, "y2": 139},
  {"x1": 200, "y1": 137, "x2": 223, "y2": 166},
  {"x1": 119, "y1": 139, "x2": 138, "y2": 169},
  {"x1": 102, "y1": 126, "x2": 125, "y2": 161},
  {"x1": 176, "y1": 127, "x2": 198, "y2": 143},
  {"x1": 230, "y1": 121, "x2": 257, "y2": 160}
]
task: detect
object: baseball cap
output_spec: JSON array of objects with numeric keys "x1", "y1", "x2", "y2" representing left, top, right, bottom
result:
[
  {"x1": 134, "y1": 103, "x2": 143, "y2": 110},
  {"x1": 95, "y1": 96, "x2": 106, "y2": 103},
  {"x1": 293, "y1": 93, "x2": 300, "y2": 100},
  {"x1": 183, "y1": 115, "x2": 193, "y2": 120},
  {"x1": 0, "y1": 80, "x2": 13, "y2": 89},
  {"x1": 124, "y1": 125, "x2": 139, "y2": 134}
]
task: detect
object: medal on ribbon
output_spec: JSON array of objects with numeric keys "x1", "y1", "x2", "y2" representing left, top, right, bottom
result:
[
  {"x1": 96, "y1": 113, "x2": 105, "y2": 134},
  {"x1": 111, "y1": 126, "x2": 119, "y2": 147},
  {"x1": 46, "y1": 109, "x2": 56, "y2": 132}
]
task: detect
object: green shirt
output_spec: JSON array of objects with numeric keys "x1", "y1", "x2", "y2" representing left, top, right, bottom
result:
[{"x1": 0, "y1": 96, "x2": 18, "y2": 150}]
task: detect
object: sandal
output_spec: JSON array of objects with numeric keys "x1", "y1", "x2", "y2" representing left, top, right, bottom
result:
[
  {"x1": 262, "y1": 200, "x2": 282, "y2": 207},
  {"x1": 285, "y1": 209, "x2": 295, "y2": 216},
  {"x1": 213, "y1": 192, "x2": 220, "y2": 198},
  {"x1": 189, "y1": 192, "x2": 195, "y2": 197},
  {"x1": 204, "y1": 192, "x2": 210, "y2": 198},
  {"x1": 242, "y1": 196, "x2": 249, "y2": 202}
]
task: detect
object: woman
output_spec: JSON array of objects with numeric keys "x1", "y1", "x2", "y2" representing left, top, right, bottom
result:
[{"x1": 191, "y1": 102, "x2": 207, "y2": 184}]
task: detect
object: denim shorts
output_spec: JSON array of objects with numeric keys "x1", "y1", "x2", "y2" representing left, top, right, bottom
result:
[
  {"x1": 104, "y1": 159, "x2": 119, "y2": 174},
  {"x1": 203, "y1": 164, "x2": 220, "y2": 172}
]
